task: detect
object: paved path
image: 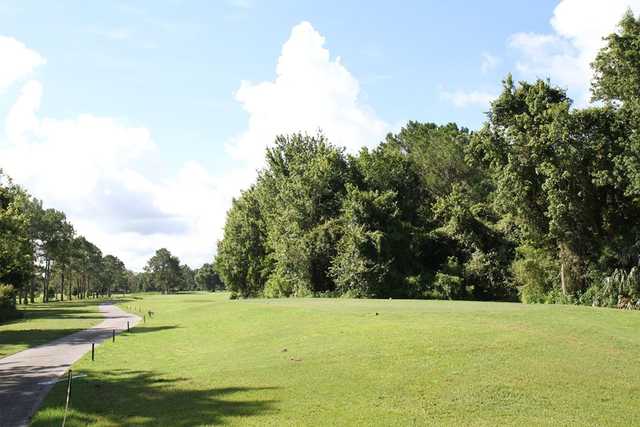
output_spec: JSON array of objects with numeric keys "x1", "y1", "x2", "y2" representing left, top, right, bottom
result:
[{"x1": 0, "y1": 304, "x2": 140, "y2": 427}]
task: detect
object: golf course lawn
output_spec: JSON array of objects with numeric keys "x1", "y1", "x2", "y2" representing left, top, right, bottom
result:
[
  {"x1": 0, "y1": 300, "x2": 105, "y2": 358},
  {"x1": 32, "y1": 293, "x2": 640, "y2": 426}
]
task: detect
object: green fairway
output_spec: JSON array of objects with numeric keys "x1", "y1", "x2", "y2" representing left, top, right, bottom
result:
[
  {"x1": 0, "y1": 300, "x2": 105, "y2": 358},
  {"x1": 33, "y1": 293, "x2": 640, "y2": 426}
]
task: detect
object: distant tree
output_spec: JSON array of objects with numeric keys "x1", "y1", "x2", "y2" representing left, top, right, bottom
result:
[
  {"x1": 102, "y1": 255, "x2": 127, "y2": 297},
  {"x1": 124, "y1": 270, "x2": 139, "y2": 293},
  {"x1": 195, "y1": 263, "x2": 222, "y2": 291},
  {"x1": 179, "y1": 264, "x2": 197, "y2": 291},
  {"x1": 145, "y1": 248, "x2": 181, "y2": 294},
  {"x1": 29, "y1": 206, "x2": 74, "y2": 302},
  {"x1": 73, "y1": 237, "x2": 103, "y2": 299},
  {"x1": 0, "y1": 169, "x2": 131, "y2": 312}
]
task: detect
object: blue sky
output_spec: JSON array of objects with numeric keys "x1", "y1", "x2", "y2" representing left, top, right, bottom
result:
[
  {"x1": 0, "y1": 0, "x2": 635, "y2": 269},
  {"x1": 0, "y1": 0, "x2": 558, "y2": 172}
]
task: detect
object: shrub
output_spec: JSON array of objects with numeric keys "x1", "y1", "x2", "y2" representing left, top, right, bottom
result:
[
  {"x1": 263, "y1": 268, "x2": 313, "y2": 298},
  {"x1": 433, "y1": 272, "x2": 464, "y2": 300},
  {"x1": 464, "y1": 249, "x2": 517, "y2": 301},
  {"x1": 0, "y1": 284, "x2": 19, "y2": 322},
  {"x1": 512, "y1": 246, "x2": 558, "y2": 304},
  {"x1": 582, "y1": 265, "x2": 640, "y2": 308}
]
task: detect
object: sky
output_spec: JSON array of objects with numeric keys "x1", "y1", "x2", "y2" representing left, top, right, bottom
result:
[{"x1": 0, "y1": 0, "x2": 637, "y2": 270}]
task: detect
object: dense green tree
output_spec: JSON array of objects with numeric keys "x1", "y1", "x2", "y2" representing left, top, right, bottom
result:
[
  {"x1": 329, "y1": 184, "x2": 399, "y2": 297},
  {"x1": 471, "y1": 73, "x2": 639, "y2": 298},
  {"x1": 144, "y1": 248, "x2": 181, "y2": 294},
  {"x1": 74, "y1": 237, "x2": 103, "y2": 299},
  {"x1": 258, "y1": 133, "x2": 349, "y2": 296},
  {"x1": 388, "y1": 122, "x2": 481, "y2": 200},
  {"x1": 0, "y1": 172, "x2": 33, "y2": 311},
  {"x1": 592, "y1": 10, "x2": 640, "y2": 108},
  {"x1": 24, "y1": 202, "x2": 75, "y2": 302},
  {"x1": 195, "y1": 263, "x2": 223, "y2": 291},
  {"x1": 216, "y1": 186, "x2": 268, "y2": 297},
  {"x1": 102, "y1": 255, "x2": 127, "y2": 297},
  {"x1": 179, "y1": 264, "x2": 197, "y2": 291},
  {"x1": 216, "y1": 124, "x2": 517, "y2": 300}
]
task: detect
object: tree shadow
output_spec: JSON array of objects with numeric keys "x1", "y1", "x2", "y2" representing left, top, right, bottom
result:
[
  {"x1": 0, "y1": 328, "x2": 89, "y2": 357},
  {"x1": 119, "y1": 325, "x2": 181, "y2": 338},
  {"x1": 5, "y1": 303, "x2": 99, "y2": 325},
  {"x1": 20, "y1": 311, "x2": 113, "y2": 320},
  {"x1": 0, "y1": 326, "x2": 180, "y2": 359},
  {"x1": 32, "y1": 369, "x2": 279, "y2": 426}
]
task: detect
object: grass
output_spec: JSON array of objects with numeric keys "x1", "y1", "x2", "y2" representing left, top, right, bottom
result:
[
  {"x1": 32, "y1": 292, "x2": 640, "y2": 426},
  {"x1": 0, "y1": 299, "x2": 107, "y2": 358}
]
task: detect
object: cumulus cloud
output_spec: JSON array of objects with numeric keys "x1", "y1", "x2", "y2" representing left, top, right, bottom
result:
[
  {"x1": 6, "y1": 80, "x2": 42, "y2": 144},
  {"x1": 0, "y1": 36, "x2": 45, "y2": 92},
  {"x1": 227, "y1": 21, "x2": 387, "y2": 170},
  {"x1": 0, "y1": 34, "x2": 220, "y2": 269},
  {"x1": 0, "y1": 22, "x2": 386, "y2": 270},
  {"x1": 509, "y1": 0, "x2": 640, "y2": 104},
  {"x1": 440, "y1": 89, "x2": 496, "y2": 108},
  {"x1": 1, "y1": 83, "x2": 228, "y2": 269}
]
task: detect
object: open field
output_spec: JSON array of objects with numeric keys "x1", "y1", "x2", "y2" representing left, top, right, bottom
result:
[
  {"x1": 33, "y1": 293, "x2": 640, "y2": 426},
  {"x1": 0, "y1": 300, "x2": 105, "y2": 358}
]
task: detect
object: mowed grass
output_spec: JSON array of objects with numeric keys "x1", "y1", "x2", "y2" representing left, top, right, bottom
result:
[
  {"x1": 0, "y1": 300, "x2": 105, "y2": 358},
  {"x1": 34, "y1": 293, "x2": 640, "y2": 426}
]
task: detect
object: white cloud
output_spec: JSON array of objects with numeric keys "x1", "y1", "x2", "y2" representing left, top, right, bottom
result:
[
  {"x1": 0, "y1": 36, "x2": 45, "y2": 92},
  {"x1": 509, "y1": 0, "x2": 640, "y2": 104},
  {"x1": 227, "y1": 21, "x2": 387, "y2": 170},
  {"x1": 0, "y1": 35, "x2": 221, "y2": 270},
  {"x1": 480, "y1": 52, "x2": 500, "y2": 73},
  {"x1": 1, "y1": 80, "x2": 228, "y2": 270},
  {"x1": 6, "y1": 80, "x2": 41, "y2": 144},
  {"x1": 440, "y1": 89, "x2": 495, "y2": 108},
  {"x1": 0, "y1": 22, "x2": 387, "y2": 270}
]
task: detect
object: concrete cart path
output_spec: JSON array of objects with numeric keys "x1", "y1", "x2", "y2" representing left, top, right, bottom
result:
[{"x1": 0, "y1": 304, "x2": 140, "y2": 427}]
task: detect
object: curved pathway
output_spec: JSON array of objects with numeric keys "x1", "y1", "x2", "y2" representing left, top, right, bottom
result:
[{"x1": 0, "y1": 304, "x2": 140, "y2": 427}]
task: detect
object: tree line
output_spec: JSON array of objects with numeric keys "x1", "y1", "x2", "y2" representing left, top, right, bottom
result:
[
  {"x1": 0, "y1": 175, "x2": 223, "y2": 320},
  {"x1": 136, "y1": 248, "x2": 224, "y2": 294},
  {"x1": 216, "y1": 12, "x2": 640, "y2": 308},
  {"x1": 0, "y1": 172, "x2": 131, "y2": 320}
]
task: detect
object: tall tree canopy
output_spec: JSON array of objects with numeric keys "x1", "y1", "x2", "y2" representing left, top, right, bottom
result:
[{"x1": 216, "y1": 13, "x2": 640, "y2": 308}]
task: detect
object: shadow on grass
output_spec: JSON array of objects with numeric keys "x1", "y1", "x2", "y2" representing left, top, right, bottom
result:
[
  {"x1": 0, "y1": 326, "x2": 180, "y2": 359},
  {"x1": 4, "y1": 302, "x2": 99, "y2": 324},
  {"x1": 33, "y1": 369, "x2": 278, "y2": 426},
  {"x1": 0, "y1": 328, "x2": 89, "y2": 357}
]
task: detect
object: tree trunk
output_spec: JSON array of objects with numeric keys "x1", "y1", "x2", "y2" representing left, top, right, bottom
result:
[
  {"x1": 558, "y1": 243, "x2": 584, "y2": 297},
  {"x1": 30, "y1": 276, "x2": 35, "y2": 303},
  {"x1": 560, "y1": 262, "x2": 567, "y2": 296},
  {"x1": 60, "y1": 268, "x2": 65, "y2": 302},
  {"x1": 43, "y1": 258, "x2": 51, "y2": 303}
]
